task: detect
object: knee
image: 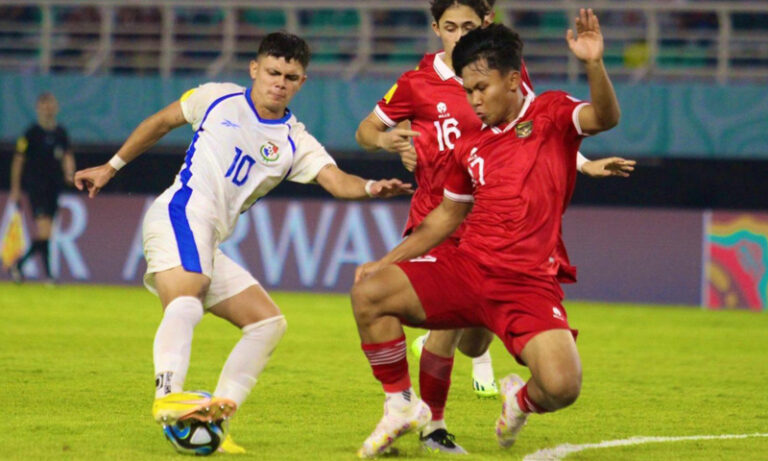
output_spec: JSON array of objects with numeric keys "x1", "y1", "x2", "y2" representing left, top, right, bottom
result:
[
  {"x1": 244, "y1": 315, "x2": 287, "y2": 349},
  {"x1": 350, "y1": 280, "x2": 381, "y2": 327},
  {"x1": 541, "y1": 372, "x2": 582, "y2": 409},
  {"x1": 457, "y1": 330, "x2": 493, "y2": 358}
]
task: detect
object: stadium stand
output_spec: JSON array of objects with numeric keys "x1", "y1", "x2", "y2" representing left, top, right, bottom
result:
[{"x1": 0, "y1": 1, "x2": 767, "y2": 81}]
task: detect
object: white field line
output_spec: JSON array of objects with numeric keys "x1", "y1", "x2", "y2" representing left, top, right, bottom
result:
[{"x1": 523, "y1": 433, "x2": 768, "y2": 460}]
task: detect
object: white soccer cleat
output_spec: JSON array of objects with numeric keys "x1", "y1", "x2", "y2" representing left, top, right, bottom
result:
[
  {"x1": 357, "y1": 398, "x2": 431, "y2": 458},
  {"x1": 495, "y1": 374, "x2": 528, "y2": 448}
]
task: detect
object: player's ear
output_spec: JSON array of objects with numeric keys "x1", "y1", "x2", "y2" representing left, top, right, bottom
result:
[
  {"x1": 431, "y1": 21, "x2": 440, "y2": 38},
  {"x1": 249, "y1": 59, "x2": 259, "y2": 80},
  {"x1": 507, "y1": 70, "x2": 521, "y2": 93}
]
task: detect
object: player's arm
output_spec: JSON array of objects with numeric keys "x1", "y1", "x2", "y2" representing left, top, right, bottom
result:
[
  {"x1": 74, "y1": 100, "x2": 187, "y2": 198},
  {"x1": 356, "y1": 112, "x2": 420, "y2": 169},
  {"x1": 567, "y1": 8, "x2": 620, "y2": 135},
  {"x1": 315, "y1": 164, "x2": 413, "y2": 200},
  {"x1": 62, "y1": 150, "x2": 76, "y2": 186},
  {"x1": 355, "y1": 196, "x2": 471, "y2": 282},
  {"x1": 9, "y1": 138, "x2": 26, "y2": 204}
]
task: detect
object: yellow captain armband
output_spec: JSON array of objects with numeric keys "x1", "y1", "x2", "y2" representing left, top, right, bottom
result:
[
  {"x1": 383, "y1": 83, "x2": 398, "y2": 104},
  {"x1": 16, "y1": 137, "x2": 28, "y2": 153},
  {"x1": 180, "y1": 88, "x2": 196, "y2": 102}
]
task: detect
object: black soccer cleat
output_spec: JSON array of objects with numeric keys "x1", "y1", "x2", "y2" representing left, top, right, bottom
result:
[{"x1": 420, "y1": 428, "x2": 468, "y2": 455}]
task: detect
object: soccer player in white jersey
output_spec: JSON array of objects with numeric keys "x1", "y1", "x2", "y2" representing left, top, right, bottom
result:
[{"x1": 73, "y1": 32, "x2": 413, "y2": 454}]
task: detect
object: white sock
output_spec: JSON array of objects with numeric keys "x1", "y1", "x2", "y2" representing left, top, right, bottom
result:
[
  {"x1": 423, "y1": 418, "x2": 447, "y2": 435},
  {"x1": 153, "y1": 296, "x2": 203, "y2": 398},
  {"x1": 214, "y1": 315, "x2": 287, "y2": 408},
  {"x1": 385, "y1": 387, "x2": 415, "y2": 411},
  {"x1": 472, "y1": 349, "x2": 495, "y2": 383}
]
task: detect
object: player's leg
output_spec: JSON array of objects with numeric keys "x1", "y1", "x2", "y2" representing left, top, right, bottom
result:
[
  {"x1": 351, "y1": 265, "x2": 432, "y2": 458},
  {"x1": 352, "y1": 248, "x2": 486, "y2": 458},
  {"x1": 418, "y1": 329, "x2": 468, "y2": 454},
  {"x1": 493, "y1": 286, "x2": 580, "y2": 448},
  {"x1": 458, "y1": 327, "x2": 499, "y2": 397},
  {"x1": 143, "y1": 201, "x2": 219, "y2": 424},
  {"x1": 205, "y1": 252, "x2": 286, "y2": 453},
  {"x1": 151, "y1": 266, "x2": 213, "y2": 424},
  {"x1": 33, "y1": 214, "x2": 54, "y2": 280}
]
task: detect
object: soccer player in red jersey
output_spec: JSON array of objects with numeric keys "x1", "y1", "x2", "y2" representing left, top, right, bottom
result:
[
  {"x1": 351, "y1": 10, "x2": 620, "y2": 457},
  {"x1": 355, "y1": 0, "x2": 634, "y2": 454}
]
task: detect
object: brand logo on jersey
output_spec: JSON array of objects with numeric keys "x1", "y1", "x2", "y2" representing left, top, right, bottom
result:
[
  {"x1": 515, "y1": 120, "x2": 533, "y2": 138},
  {"x1": 437, "y1": 102, "x2": 451, "y2": 119},
  {"x1": 221, "y1": 119, "x2": 240, "y2": 128},
  {"x1": 552, "y1": 307, "x2": 565, "y2": 320},
  {"x1": 259, "y1": 142, "x2": 280, "y2": 162}
]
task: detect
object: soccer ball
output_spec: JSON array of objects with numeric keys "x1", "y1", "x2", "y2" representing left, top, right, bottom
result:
[{"x1": 163, "y1": 418, "x2": 225, "y2": 456}]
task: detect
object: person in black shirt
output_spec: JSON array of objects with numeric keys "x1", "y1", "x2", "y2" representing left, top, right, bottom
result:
[{"x1": 9, "y1": 92, "x2": 75, "y2": 283}]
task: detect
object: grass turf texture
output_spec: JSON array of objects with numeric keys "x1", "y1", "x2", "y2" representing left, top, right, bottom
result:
[{"x1": 1, "y1": 282, "x2": 766, "y2": 460}]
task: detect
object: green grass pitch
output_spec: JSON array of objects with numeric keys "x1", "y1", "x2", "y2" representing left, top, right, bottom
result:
[{"x1": 1, "y1": 282, "x2": 767, "y2": 460}]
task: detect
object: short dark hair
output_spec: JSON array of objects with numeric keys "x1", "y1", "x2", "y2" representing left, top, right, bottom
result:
[
  {"x1": 452, "y1": 23, "x2": 523, "y2": 78},
  {"x1": 37, "y1": 92, "x2": 56, "y2": 104},
  {"x1": 257, "y1": 32, "x2": 311, "y2": 69},
  {"x1": 486, "y1": 0, "x2": 496, "y2": 7},
  {"x1": 430, "y1": 0, "x2": 490, "y2": 23}
]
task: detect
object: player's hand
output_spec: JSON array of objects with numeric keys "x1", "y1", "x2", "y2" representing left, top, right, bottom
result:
[
  {"x1": 581, "y1": 157, "x2": 636, "y2": 178},
  {"x1": 567, "y1": 8, "x2": 604, "y2": 63},
  {"x1": 368, "y1": 178, "x2": 414, "y2": 198},
  {"x1": 378, "y1": 128, "x2": 420, "y2": 155},
  {"x1": 355, "y1": 260, "x2": 387, "y2": 283},
  {"x1": 400, "y1": 145, "x2": 418, "y2": 172},
  {"x1": 74, "y1": 163, "x2": 117, "y2": 198}
]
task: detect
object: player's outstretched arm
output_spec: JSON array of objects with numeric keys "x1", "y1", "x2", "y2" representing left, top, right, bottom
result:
[
  {"x1": 74, "y1": 100, "x2": 187, "y2": 198},
  {"x1": 9, "y1": 150, "x2": 24, "y2": 204},
  {"x1": 567, "y1": 8, "x2": 620, "y2": 135},
  {"x1": 355, "y1": 197, "x2": 471, "y2": 282},
  {"x1": 315, "y1": 164, "x2": 414, "y2": 200}
]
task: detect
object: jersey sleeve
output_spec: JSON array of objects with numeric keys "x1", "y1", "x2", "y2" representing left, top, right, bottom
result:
[
  {"x1": 60, "y1": 128, "x2": 71, "y2": 151},
  {"x1": 545, "y1": 91, "x2": 590, "y2": 139},
  {"x1": 373, "y1": 73, "x2": 415, "y2": 127},
  {"x1": 180, "y1": 82, "x2": 244, "y2": 130},
  {"x1": 16, "y1": 134, "x2": 28, "y2": 154},
  {"x1": 520, "y1": 58, "x2": 535, "y2": 97},
  {"x1": 442, "y1": 154, "x2": 474, "y2": 203},
  {"x1": 286, "y1": 121, "x2": 338, "y2": 184}
]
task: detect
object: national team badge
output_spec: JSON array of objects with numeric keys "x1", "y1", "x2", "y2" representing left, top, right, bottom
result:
[
  {"x1": 259, "y1": 142, "x2": 280, "y2": 162},
  {"x1": 515, "y1": 120, "x2": 533, "y2": 138}
]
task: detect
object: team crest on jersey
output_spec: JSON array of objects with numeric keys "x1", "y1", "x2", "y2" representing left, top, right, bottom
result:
[
  {"x1": 515, "y1": 120, "x2": 533, "y2": 138},
  {"x1": 259, "y1": 142, "x2": 280, "y2": 162}
]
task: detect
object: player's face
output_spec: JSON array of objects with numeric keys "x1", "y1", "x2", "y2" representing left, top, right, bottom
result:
[
  {"x1": 36, "y1": 97, "x2": 58, "y2": 121},
  {"x1": 462, "y1": 59, "x2": 521, "y2": 126},
  {"x1": 249, "y1": 55, "x2": 307, "y2": 116},
  {"x1": 432, "y1": 5, "x2": 484, "y2": 60}
]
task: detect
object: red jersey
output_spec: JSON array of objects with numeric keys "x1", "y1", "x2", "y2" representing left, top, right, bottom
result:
[
  {"x1": 443, "y1": 91, "x2": 588, "y2": 282},
  {"x1": 374, "y1": 52, "x2": 534, "y2": 236}
]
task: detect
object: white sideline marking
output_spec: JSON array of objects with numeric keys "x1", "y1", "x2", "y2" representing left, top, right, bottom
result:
[{"x1": 523, "y1": 433, "x2": 768, "y2": 460}]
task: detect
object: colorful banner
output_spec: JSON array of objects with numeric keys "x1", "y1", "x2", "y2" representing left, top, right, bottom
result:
[{"x1": 705, "y1": 212, "x2": 768, "y2": 311}]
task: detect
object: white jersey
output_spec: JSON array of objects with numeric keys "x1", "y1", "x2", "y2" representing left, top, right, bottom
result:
[{"x1": 155, "y1": 82, "x2": 336, "y2": 241}]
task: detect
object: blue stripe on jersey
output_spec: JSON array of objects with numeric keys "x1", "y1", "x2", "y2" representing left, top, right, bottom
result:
[
  {"x1": 288, "y1": 135, "x2": 296, "y2": 154},
  {"x1": 169, "y1": 131, "x2": 202, "y2": 273},
  {"x1": 244, "y1": 88, "x2": 292, "y2": 124},
  {"x1": 167, "y1": 91, "x2": 240, "y2": 273}
]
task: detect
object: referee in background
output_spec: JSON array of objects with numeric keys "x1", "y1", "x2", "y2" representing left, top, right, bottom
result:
[{"x1": 8, "y1": 92, "x2": 75, "y2": 284}]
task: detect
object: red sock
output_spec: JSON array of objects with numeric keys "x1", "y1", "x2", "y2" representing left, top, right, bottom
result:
[
  {"x1": 516, "y1": 383, "x2": 548, "y2": 414},
  {"x1": 419, "y1": 349, "x2": 454, "y2": 420},
  {"x1": 362, "y1": 336, "x2": 411, "y2": 393}
]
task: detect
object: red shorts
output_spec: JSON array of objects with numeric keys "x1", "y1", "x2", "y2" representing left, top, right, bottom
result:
[{"x1": 396, "y1": 246, "x2": 578, "y2": 364}]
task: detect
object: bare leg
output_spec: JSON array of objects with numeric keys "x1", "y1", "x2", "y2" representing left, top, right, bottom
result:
[{"x1": 519, "y1": 329, "x2": 582, "y2": 411}]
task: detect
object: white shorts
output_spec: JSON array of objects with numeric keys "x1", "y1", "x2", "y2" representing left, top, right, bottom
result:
[{"x1": 142, "y1": 199, "x2": 258, "y2": 309}]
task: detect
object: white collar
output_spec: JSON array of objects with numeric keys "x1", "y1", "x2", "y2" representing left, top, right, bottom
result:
[
  {"x1": 433, "y1": 52, "x2": 457, "y2": 81},
  {"x1": 482, "y1": 92, "x2": 535, "y2": 134}
]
